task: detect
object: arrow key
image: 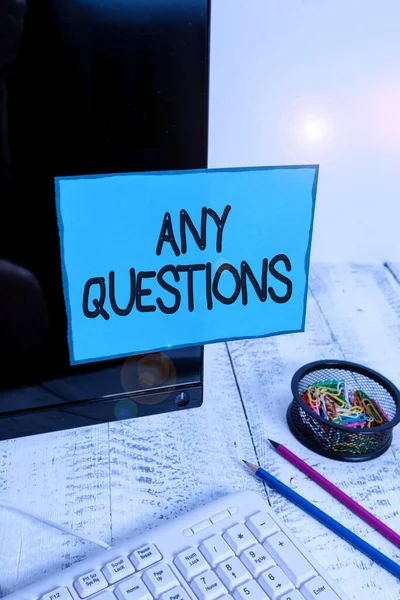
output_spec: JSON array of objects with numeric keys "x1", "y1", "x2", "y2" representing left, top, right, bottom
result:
[{"x1": 258, "y1": 566, "x2": 295, "y2": 600}]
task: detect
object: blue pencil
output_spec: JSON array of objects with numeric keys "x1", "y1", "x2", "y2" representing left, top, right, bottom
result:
[{"x1": 243, "y1": 460, "x2": 400, "y2": 580}]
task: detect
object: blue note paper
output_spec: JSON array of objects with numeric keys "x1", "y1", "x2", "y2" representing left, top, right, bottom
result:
[{"x1": 55, "y1": 166, "x2": 318, "y2": 365}]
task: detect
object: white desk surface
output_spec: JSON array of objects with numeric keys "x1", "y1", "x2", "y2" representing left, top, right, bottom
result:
[{"x1": 1, "y1": 263, "x2": 399, "y2": 599}]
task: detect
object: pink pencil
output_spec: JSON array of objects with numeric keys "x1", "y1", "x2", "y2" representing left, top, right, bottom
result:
[{"x1": 269, "y1": 439, "x2": 400, "y2": 549}]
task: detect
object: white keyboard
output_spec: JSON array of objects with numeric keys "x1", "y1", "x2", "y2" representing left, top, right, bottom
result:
[{"x1": 3, "y1": 491, "x2": 348, "y2": 600}]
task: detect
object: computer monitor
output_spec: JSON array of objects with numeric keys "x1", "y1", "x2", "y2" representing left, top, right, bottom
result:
[{"x1": 0, "y1": 0, "x2": 210, "y2": 439}]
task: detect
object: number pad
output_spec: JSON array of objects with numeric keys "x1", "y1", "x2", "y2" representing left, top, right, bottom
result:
[
  {"x1": 280, "y1": 592, "x2": 307, "y2": 600},
  {"x1": 246, "y1": 512, "x2": 279, "y2": 542},
  {"x1": 174, "y1": 547, "x2": 209, "y2": 580},
  {"x1": 191, "y1": 570, "x2": 228, "y2": 600},
  {"x1": 233, "y1": 580, "x2": 266, "y2": 600},
  {"x1": 258, "y1": 566, "x2": 295, "y2": 600},
  {"x1": 200, "y1": 535, "x2": 234, "y2": 567},
  {"x1": 216, "y1": 557, "x2": 251, "y2": 591},
  {"x1": 240, "y1": 544, "x2": 275, "y2": 577},
  {"x1": 223, "y1": 524, "x2": 257, "y2": 553},
  {"x1": 264, "y1": 531, "x2": 317, "y2": 587},
  {"x1": 301, "y1": 576, "x2": 340, "y2": 599}
]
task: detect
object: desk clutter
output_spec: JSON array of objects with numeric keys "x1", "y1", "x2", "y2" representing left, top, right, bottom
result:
[
  {"x1": 287, "y1": 360, "x2": 400, "y2": 461},
  {"x1": 245, "y1": 460, "x2": 400, "y2": 581}
]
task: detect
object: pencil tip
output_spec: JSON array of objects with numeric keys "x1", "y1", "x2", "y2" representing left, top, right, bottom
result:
[
  {"x1": 268, "y1": 439, "x2": 279, "y2": 449},
  {"x1": 242, "y1": 460, "x2": 258, "y2": 473}
]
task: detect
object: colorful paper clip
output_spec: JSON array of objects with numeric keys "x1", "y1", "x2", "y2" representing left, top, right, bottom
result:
[{"x1": 301, "y1": 380, "x2": 390, "y2": 429}]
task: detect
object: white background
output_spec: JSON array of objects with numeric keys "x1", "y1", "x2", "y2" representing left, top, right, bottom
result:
[{"x1": 208, "y1": 0, "x2": 400, "y2": 262}]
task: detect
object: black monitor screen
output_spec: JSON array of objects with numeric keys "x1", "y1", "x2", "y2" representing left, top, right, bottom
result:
[{"x1": 0, "y1": 0, "x2": 209, "y2": 416}]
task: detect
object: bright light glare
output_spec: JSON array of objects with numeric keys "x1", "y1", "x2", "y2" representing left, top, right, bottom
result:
[
  {"x1": 301, "y1": 118, "x2": 327, "y2": 141},
  {"x1": 278, "y1": 96, "x2": 337, "y2": 162}
]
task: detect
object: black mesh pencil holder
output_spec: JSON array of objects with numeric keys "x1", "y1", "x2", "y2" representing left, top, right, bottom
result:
[{"x1": 287, "y1": 360, "x2": 400, "y2": 462}]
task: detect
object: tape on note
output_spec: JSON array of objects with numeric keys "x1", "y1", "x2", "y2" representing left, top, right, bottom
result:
[{"x1": 55, "y1": 165, "x2": 318, "y2": 365}]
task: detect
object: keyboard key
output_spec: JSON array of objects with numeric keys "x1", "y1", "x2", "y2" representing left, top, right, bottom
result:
[
  {"x1": 115, "y1": 576, "x2": 152, "y2": 600},
  {"x1": 74, "y1": 570, "x2": 108, "y2": 598},
  {"x1": 280, "y1": 592, "x2": 306, "y2": 600},
  {"x1": 191, "y1": 570, "x2": 228, "y2": 600},
  {"x1": 258, "y1": 566, "x2": 295, "y2": 600},
  {"x1": 223, "y1": 524, "x2": 256, "y2": 553},
  {"x1": 199, "y1": 535, "x2": 234, "y2": 567},
  {"x1": 210, "y1": 510, "x2": 230, "y2": 524},
  {"x1": 246, "y1": 512, "x2": 279, "y2": 542},
  {"x1": 233, "y1": 580, "x2": 266, "y2": 600},
  {"x1": 42, "y1": 587, "x2": 73, "y2": 600},
  {"x1": 174, "y1": 548, "x2": 209, "y2": 580},
  {"x1": 300, "y1": 577, "x2": 340, "y2": 600},
  {"x1": 240, "y1": 544, "x2": 275, "y2": 577},
  {"x1": 216, "y1": 557, "x2": 251, "y2": 592},
  {"x1": 142, "y1": 563, "x2": 179, "y2": 597},
  {"x1": 160, "y1": 586, "x2": 192, "y2": 600},
  {"x1": 264, "y1": 532, "x2": 317, "y2": 587},
  {"x1": 103, "y1": 556, "x2": 135, "y2": 584},
  {"x1": 96, "y1": 594, "x2": 119, "y2": 600},
  {"x1": 130, "y1": 544, "x2": 162, "y2": 570}
]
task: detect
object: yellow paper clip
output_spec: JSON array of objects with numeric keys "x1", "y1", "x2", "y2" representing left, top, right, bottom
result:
[{"x1": 363, "y1": 399, "x2": 383, "y2": 424}]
